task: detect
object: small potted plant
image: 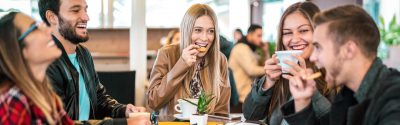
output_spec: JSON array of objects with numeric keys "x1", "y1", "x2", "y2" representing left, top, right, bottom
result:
[{"x1": 183, "y1": 91, "x2": 214, "y2": 125}]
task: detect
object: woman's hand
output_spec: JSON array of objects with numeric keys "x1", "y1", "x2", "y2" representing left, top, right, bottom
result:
[
  {"x1": 181, "y1": 44, "x2": 199, "y2": 67},
  {"x1": 263, "y1": 54, "x2": 282, "y2": 89},
  {"x1": 282, "y1": 54, "x2": 307, "y2": 77}
]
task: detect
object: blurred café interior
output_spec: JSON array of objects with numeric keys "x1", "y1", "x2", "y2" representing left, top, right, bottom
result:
[{"x1": 1, "y1": 0, "x2": 399, "y2": 112}]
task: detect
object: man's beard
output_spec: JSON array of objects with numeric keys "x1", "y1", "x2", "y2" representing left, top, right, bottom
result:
[
  {"x1": 329, "y1": 55, "x2": 344, "y2": 87},
  {"x1": 58, "y1": 16, "x2": 89, "y2": 44}
]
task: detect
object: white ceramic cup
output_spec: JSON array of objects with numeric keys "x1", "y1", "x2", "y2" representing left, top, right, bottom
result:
[
  {"x1": 174, "y1": 99, "x2": 198, "y2": 118},
  {"x1": 275, "y1": 50, "x2": 303, "y2": 73}
]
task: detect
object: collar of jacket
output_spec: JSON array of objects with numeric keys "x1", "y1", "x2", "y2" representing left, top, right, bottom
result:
[
  {"x1": 52, "y1": 35, "x2": 81, "y2": 68},
  {"x1": 354, "y1": 58, "x2": 389, "y2": 103}
]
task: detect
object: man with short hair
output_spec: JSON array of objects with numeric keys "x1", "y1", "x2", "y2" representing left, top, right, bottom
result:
[
  {"x1": 38, "y1": 0, "x2": 147, "y2": 123},
  {"x1": 281, "y1": 5, "x2": 400, "y2": 125},
  {"x1": 229, "y1": 24, "x2": 265, "y2": 108}
]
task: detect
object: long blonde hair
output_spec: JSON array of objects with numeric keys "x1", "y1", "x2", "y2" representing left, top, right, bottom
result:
[
  {"x1": 179, "y1": 4, "x2": 222, "y2": 112},
  {"x1": 0, "y1": 12, "x2": 63, "y2": 124}
]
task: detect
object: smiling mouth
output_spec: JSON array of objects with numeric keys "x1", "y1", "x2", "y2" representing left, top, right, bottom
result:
[
  {"x1": 290, "y1": 44, "x2": 308, "y2": 50},
  {"x1": 195, "y1": 42, "x2": 208, "y2": 52},
  {"x1": 76, "y1": 23, "x2": 87, "y2": 29}
]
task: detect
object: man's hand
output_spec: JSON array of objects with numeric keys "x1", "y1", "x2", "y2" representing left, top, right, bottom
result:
[
  {"x1": 125, "y1": 104, "x2": 147, "y2": 117},
  {"x1": 282, "y1": 56, "x2": 316, "y2": 112}
]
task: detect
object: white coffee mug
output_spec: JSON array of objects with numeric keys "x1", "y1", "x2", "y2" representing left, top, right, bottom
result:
[
  {"x1": 174, "y1": 99, "x2": 198, "y2": 118},
  {"x1": 275, "y1": 50, "x2": 303, "y2": 73}
]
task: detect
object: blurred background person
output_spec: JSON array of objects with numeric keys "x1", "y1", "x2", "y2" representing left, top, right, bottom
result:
[
  {"x1": 0, "y1": 12, "x2": 72, "y2": 124},
  {"x1": 163, "y1": 29, "x2": 180, "y2": 46},
  {"x1": 148, "y1": 4, "x2": 231, "y2": 116},
  {"x1": 255, "y1": 42, "x2": 271, "y2": 66},
  {"x1": 229, "y1": 24, "x2": 265, "y2": 112},
  {"x1": 233, "y1": 28, "x2": 244, "y2": 43},
  {"x1": 243, "y1": 2, "x2": 334, "y2": 125}
]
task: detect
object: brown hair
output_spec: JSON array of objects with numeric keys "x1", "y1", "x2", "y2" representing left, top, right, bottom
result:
[
  {"x1": 313, "y1": 5, "x2": 380, "y2": 58},
  {"x1": 268, "y1": 1, "x2": 331, "y2": 119},
  {"x1": 0, "y1": 12, "x2": 63, "y2": 124}
]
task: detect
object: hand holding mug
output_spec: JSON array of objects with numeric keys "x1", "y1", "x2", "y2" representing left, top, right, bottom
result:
[{"x1": 263, "y1": 54, "x2": 282, "y2": 89}]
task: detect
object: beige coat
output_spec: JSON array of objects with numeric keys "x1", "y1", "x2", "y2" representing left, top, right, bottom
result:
[
  {"x1": 229, "y1": 43, "x2": 265, "y2": 102},
  {"x1": 147, "y1": 44, "x2": 231, "y2": 116}
]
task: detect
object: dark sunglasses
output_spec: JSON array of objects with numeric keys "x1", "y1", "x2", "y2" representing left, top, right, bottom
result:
[{"x1": 18, "y1": 23, "x2": 38, "y2": 46}]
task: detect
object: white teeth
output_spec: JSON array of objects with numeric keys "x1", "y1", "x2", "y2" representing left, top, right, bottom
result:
[
  {"x1": 77, "y1": 24, "x2": 87, "y2": 28},
  {"x1": 195, "y1": 42, "x2": 208, "y2": 47},
  {"x1": 291, "y1": 44, "x2": 307, "y2": 50}
]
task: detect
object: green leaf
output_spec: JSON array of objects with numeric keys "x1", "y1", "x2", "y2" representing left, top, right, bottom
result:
[
  {"x1": 182, "y1": 98, "x2": 198, "y2": 106},
  {"x1": 380, "y1": 14, "x2": 400, "y2": 46},
  {"x1": 379, "y1": 15, "x2": 385, "y2": 30},
  {"x1": 194, "y1": 91, "x2": 216, "y2": 115},
  {"x1": 389, "y1": 14, "x2": 397, "y2": 32}
]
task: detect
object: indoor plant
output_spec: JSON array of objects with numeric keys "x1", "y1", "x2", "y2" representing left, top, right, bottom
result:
[
  {"x1": 183, "y1": 91, "x2": 215, "y2": 125},
  {"x1": 378, "y1": 15, "x2": 400, "y2": 70},
  {"x1": 378, "y1": 15, "x2": 400, "y2": 59}
]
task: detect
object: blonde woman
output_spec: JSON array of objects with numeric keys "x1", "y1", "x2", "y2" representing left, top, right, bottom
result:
[
  {"x1": 0, "y1": 12, "x2": 72, "y2": 124},
  {"x1": 148, "y1": 4, "x2": 231, "y2": 116}
]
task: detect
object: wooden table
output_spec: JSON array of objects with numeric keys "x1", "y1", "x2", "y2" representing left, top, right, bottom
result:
[
  {"x1": 73, "y1": 114, "x2": 265, "y2": 125},
  {"x1": 157, "y1": 114, "x2": 265, "y2": 125}
]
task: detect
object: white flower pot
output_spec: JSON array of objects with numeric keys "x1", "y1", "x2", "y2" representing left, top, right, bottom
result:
[{"x1": 190, "y1": 114, "x2": 208, "y2": 125}]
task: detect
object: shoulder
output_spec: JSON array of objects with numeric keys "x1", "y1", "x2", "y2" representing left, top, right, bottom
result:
[
  {"x1": 370, "y1": 72, "x2": 400, "y2": 121},
  {"x1": 230, "y1": 43, "x2": 251, "y2": 57},
  {"x1": 158, "y1": 44, "x2": 180, "y2": 55},
  {"x1": 370, "y1": 69, "x2": 400, "y2": 108},
  {"x1": 218, "y1": 51, "x2": 228, "y2": 65},
  {"x1": 156, "y1": 44, "x2": 181, "y2": 62},
  {"x1": 377, "y1": 70, "x2": 400, "y2": 97},
  {"x1": 232, "y1": 43, "x2": 250, "y2": 50},
  {"x1": 0, "y1": 86, "x2": 30, "y2": 109}
]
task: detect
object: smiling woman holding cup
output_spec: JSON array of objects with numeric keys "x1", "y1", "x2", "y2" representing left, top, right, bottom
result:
[
  {"x1": 243, "y1": 2, "x2": 336, "y2": 125},
  {"x1": 147, "y1": 4, "x2": 231, "y2": 116}
]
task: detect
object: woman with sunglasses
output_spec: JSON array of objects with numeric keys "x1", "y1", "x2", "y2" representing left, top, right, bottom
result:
[{"x1": 0, "y1": 12, "x2": 72, "y2": 124}]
